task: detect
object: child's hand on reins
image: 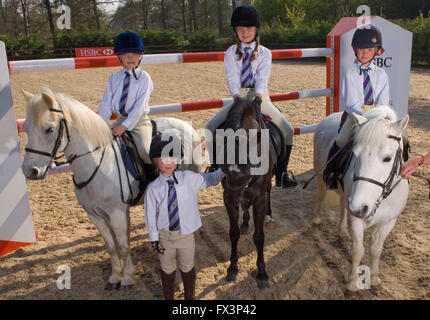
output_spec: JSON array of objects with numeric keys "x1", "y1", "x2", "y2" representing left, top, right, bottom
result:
[{"x1": 112, "y1": 124, "x2": 127, "y2": 137}]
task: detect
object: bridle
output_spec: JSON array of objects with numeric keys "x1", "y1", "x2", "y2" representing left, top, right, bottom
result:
[
  {"x1": 352, "y1": 135, "x2": 404, "y2": 218},
  {"x1": 24, "y1": 105, "x2": 103, "y2": 188},
  {"x1": 25, "y1": 107, "x2": 71, "y2": 178}
]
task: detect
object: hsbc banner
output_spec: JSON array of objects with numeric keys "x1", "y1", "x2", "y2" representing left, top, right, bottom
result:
[
  {"x1": 75, "y1": 47, "x2": 115, "y2": 57},
  {"x1": 335, "y1": 16, "x2": 412, "y2": 119}
]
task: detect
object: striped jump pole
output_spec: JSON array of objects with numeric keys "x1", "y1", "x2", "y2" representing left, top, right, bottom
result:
[
  {"x1": 8, "y1": 48, "x2": 333, "y2": 74},
  {"x1": 17, "y1": 88, "x2": 331, "y2": 134}
]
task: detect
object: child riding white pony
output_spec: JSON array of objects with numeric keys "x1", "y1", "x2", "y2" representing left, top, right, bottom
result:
[{"x1": 313, "y1": 105, "x2": 409, "y2": 296}]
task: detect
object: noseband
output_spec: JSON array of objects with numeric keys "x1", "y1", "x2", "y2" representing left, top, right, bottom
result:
[{"x1": 352, "y1": 135, "x2": 404, "y2": 218}]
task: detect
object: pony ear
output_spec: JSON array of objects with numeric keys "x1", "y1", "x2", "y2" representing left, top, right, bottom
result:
[
  {"x1": 391, "y1": 114, "x2": 409, "y2": 136},
  {"x1": 41, "y1": 92, "x2": 55, "y2": 109},
  {"x1": 22, "y1": 90, "x2": 34, "y2": 102},
  {"x1": 350, "y1": 112, "x2": 368, "y2": 127}
]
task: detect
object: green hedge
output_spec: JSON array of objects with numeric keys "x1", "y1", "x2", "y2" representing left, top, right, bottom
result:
[
  {"x1": 2, "y1": 16, "x2": 430, "y2": 64},
  {"x1": 395, "y1": 14, "x2": 430, "y2": 64}
]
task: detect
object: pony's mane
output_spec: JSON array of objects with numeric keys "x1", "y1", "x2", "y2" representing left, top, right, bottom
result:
[
  {"x1": 354, "y1": 105, "x2": 398, "y2": 149},
  {"x1": 28, "y1": 88, "x2": 113, "y2": 147},
  {"x1": 223, "y1": 98, "x2": 255, "y2": 130}
]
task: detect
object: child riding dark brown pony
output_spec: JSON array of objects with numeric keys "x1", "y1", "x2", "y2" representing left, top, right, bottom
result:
[{"x1": 212, "y1": 97, "x2": 281, "y2": 289}]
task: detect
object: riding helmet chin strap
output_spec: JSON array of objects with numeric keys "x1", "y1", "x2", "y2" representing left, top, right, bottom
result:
[{"x1": 132, "y1": 56, "x2": 143, "y2": 80}]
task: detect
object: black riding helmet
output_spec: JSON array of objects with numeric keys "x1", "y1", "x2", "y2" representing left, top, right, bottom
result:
[
  {"x1": 149, "y1": 133, "x2": 184, "y2": 160},
  {"x1": 231, "y1": 5, "x2": 261, "y2": 28},
  {"x1": 351, "y1": 25, "x2": 382, "y2": 49}
]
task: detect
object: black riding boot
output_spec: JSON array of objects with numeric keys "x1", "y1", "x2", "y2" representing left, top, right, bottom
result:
[
  {"x1": 180, "y1": 267, "x2": 196, "y2": 300},
  {"x1": 275, "y1": 145, "x2": 297, "y2": 188},
  {"x1": 160, "y1": 269, "x2": 176, "y2": 300},
  {"x1": 323, "y1": 142, "x2": 341, "y2": 190}
]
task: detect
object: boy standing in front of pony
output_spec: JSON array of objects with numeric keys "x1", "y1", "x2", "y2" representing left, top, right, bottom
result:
[
  {"x1": 98, "y1": 31, "x2": 153, "y2": 164},
  {"x1": 144, "y1": 133, "x2": 224, "y2": 300}
]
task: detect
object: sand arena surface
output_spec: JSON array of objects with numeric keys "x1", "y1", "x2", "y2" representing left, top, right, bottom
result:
[{"x1": 1, "y1": 61, "x2": 429, "y2": 299}]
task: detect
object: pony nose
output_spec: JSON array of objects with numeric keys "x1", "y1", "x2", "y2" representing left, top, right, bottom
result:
[
  {"x1": 25, "y1": 166, "x2": 40, "y2": 179},
  {"x1": 348, "y1": 198, "x2": 369, "y2": 219}
]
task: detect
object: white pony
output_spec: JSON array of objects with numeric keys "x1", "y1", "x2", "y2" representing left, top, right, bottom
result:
[
  {"x1": 21, "y1": 89, "x2": 202, "y2": 290},
  {"x1": 313, "y1": 106, "x2": 409, "y2": 296}
]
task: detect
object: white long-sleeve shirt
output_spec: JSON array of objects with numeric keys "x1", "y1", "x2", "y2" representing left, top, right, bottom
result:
[
  {"x1": 224, "y1": 42, "x2": 272, "y2": 96},
  {"x1": 341, "y1": 63, "x2": 390, "y2": 115},
  {"x1": 144, "y1": 169, "x2": 225, "y2": 242},
  {"x1": 98, "y1": 68, "x2": 153, "y2": 130}
]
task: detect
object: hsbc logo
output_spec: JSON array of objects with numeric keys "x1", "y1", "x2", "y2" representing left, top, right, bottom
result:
[
  {"x1": 376, "y1": 48, "x2": 385, "y2": 56},
  {"x1": 75, "y1": 47, "x2": 115, "y2": 57},
  {"x1": 373, "y1": 47, "x2": 392, "y2": 68},
  {"x1": 103, "y1": 48, "x2": 114, "y2": 56}
]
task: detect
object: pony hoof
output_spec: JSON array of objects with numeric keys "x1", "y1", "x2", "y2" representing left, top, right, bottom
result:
[
  {"x1": 257, "y1": 278, "x2": 269, "y2": 290},
  {"x1": 105, "y1": 282, "x2": 121, "y2": 291},
  {"x1": 371, "y1": 284, "x2": 383, "y2": 295},
  {"x1": 240, "y1": 225, "x2": 249, "y2": 235},
  {"x1": 226, "y1": 270, "x2": 237, "y2": 282},
  {"x1": 120, "y1": 284, "x2": 135, "y2": 292},
  {"x1": 344, "y1": 289, "x2": 359, "y2": 298}
]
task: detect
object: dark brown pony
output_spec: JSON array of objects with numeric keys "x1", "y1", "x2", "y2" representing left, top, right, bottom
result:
[{"x1": 213, "y1": 97, "x2": 277, "y2": 289}]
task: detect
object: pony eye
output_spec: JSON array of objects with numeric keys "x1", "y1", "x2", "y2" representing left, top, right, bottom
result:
[
  {"x1": 45, "y1": 127, "x2": 55, "y2": 134},
  {"x1": 383, "y1": 157, "x2": 392, "y2": 163}
]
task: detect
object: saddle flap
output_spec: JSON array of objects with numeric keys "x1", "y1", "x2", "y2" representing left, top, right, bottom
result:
[
  {"x1": 335, "y1": 140, "x2": 354, "y2": 190},
  {"x1": 119, "y1": 132, "x2": 145, "y2": 180}
]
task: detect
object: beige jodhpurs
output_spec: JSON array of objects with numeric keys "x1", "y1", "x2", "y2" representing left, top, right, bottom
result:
[
  {"x1": 158, "y1": 230, "x2": 195, "y2": 274},
  {"x1": 113, "y1": 114, "x2": 152, "y2": 164}
]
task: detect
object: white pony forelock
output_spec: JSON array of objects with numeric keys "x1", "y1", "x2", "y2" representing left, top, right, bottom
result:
[{"x1": 354, "y1": 106, "x2": 398, "y2": 149}]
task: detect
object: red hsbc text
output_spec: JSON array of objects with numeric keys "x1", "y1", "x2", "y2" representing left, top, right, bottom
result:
[{"x1": 75, "y1": 48, "x2": 114, "y2": 57}]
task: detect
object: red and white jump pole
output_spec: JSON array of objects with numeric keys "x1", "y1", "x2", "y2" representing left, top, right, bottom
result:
[
  {"x1": 8, "y1": 48, "x2": 333, "y2": 74},
  {"x1": 16, "y1": 88, "x2": 331, "y2": 134}
]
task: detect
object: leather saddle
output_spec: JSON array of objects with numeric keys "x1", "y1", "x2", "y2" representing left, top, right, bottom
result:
[{"x1": 118, "y1": 120, "x2": 158, "y2": 205}]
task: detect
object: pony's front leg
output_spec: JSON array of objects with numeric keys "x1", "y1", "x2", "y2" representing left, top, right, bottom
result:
[
  {"x1": 339, "y1": 193, "x2": 350, "y2": 241},
  {"x1": 345, "y1": 217, "x2": 365, "y2": 297},
  {"x1": 313, "y1": 175, "x2": 326, "y2": 226},
  {"x1": 241, "y1": 198, "x2": 251, "y2": 235},
  {"x1": 253, "y1": 197, "x2": 269, "y2": 289},
  {"x1": 87, "y1": 211, "x2": 122, "y2": 290},
  {"x1": 224, "y1": 196, "x2": 240, "y2": 282},
  {"x1": 110, "y1": 208, "x2": 136, "y2": 289},
  {"x1": 370, "y1": 219, "x2": 397, "y2": 294}
]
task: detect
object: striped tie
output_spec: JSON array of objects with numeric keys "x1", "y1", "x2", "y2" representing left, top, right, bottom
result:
[
  {"x1": 167, "y1": 179, "x2": 180, "y2": 231},
  {"x1": 362, "y1": 68, "x2": 374, "y2": 105},
  {"x1": 240, "y1": 47, "x2": 254, "y2": 88},
  {"x1": 119, "y1": 71, "x2": 130, "y2": 116}
]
